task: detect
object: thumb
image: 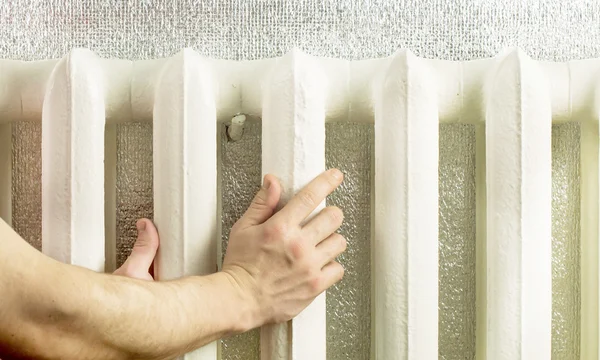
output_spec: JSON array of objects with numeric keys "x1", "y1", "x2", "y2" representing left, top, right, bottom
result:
[
  {"x1": 114, "y1": 219, "x2": 159, "y2": 279},
  {"x1": 238, "y1": 174, "x2": 281, "y2": 228}
]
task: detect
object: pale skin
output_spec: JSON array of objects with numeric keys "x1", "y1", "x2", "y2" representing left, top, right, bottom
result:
[{"x1": 0, "y1": 169, "x2": 347, "y2": 360}]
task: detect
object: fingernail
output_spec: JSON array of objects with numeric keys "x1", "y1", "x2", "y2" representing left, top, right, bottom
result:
[
  {"x1": 263, "y1": 176, "x2": 271, "y2": 190},
  {"x1": 329, "y1": 169, "x2": 343, "y2": 180},
  {"x1": 137, "y1": 220, "x2": 146, "y2": 232}
]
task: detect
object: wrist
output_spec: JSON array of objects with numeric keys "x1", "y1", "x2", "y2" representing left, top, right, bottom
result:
[
  {"x1": 208, "y1": 271, "x2": 262, "y2": 334},
  {"x1": 218, "y1": 267, "x2": 264, "y2": 333}
]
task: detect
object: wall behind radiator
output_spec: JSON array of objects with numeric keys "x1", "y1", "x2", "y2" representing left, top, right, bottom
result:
[{"x1": 2, "y1": 1, "x2": 597, "y2": 359}]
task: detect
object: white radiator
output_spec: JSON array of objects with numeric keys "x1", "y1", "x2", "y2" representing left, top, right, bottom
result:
[{"x1": 0, "y1": 47, "x2": 596, "y2": 360}]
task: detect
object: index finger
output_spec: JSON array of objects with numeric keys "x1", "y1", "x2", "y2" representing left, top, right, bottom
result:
[{"x1": 274, "y1": 168, "x2": 344, "y2": 225}]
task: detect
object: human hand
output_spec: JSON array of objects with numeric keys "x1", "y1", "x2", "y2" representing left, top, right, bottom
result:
[
  {"x1": 222, "y1": 169, "x2": 346, "y2": 326},
  {"x1": 113, "y1": 219, "x2": 159, "y2": 281}
]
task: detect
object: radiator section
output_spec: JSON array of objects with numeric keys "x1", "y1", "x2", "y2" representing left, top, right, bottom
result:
[
  {"x1": 152, "y1": 49, "x2": 218, "y2": 359},
  {"x1": 260, "y1": 49, "x2": 328, "y2": 360},
  {"x1": 0, "y1": 48, "x2": 594, "y2": 360},
  {"x1": 484, "y1": 50, "x2": 553, "y2": 359},
  {"x1": 41, "y1": 49, "x2": 106, "y2": 271},
  {"x1": 373, "y1": 50, "x2": 439, "y2": 359},
  {"x1": 3, "y1": 52, "x2": 600, "y2": 125}
]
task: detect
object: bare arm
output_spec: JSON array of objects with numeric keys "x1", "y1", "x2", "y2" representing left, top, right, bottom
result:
[
  {"x1": 0, "y1": 218, "x2": 256, "y2": 360},
  {"x1": 0, "y1": 170, "x2": 346, "y2": 360}
]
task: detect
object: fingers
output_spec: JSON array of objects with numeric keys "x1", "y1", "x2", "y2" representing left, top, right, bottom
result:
[
  {"x1": 275, "y1": 169, "x2": 343, "y2": 225},
  {"x1": 302, "y1": 206, "x2": 343, "y2": 245},
  {"x1": 114, "y1": 219, "x2": 159, "y2": 280},
  {"x1": 315, "y1": 233, "x2": 346, "y2": 267},
  {"x1": 317, "y1": 261, "x2": 345, "y2": 293},
  {"x1": 236, "y1": 174, "x2": 282, "y2": 229}
]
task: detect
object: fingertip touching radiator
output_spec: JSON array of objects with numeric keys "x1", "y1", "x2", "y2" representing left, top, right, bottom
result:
[{"x1": 0, "y1": 47, "x2": 596, "y2": 360}]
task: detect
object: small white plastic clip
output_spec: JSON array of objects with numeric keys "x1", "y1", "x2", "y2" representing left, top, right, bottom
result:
[{"x1": 227, "y1": 114, "x2": 246, "y2": 141}]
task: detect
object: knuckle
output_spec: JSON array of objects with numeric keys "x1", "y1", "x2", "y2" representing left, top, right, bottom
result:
[
  {"x1": 323, "y1": 234, "x2": 346, "y2": 256},
  {"x1": 134, "y1": 239, "x2": 157, "y2": 253},
  {"x1": 289, "y1": 239, "x2": 307, "y2": 261},
  {"x1": 335, "y1": 262, "x2": 345, "y2": 280},
  {"x1": 249, "y1": 200, "x2": 268, "y2": 213},
  {"x1": 308, "y1": 274, "x2": 322, "y2": 293},
  {"x1": 324, "y1": 171, "x2": 339, "y2": 187},
  {"x1": 336, "y1": 234, "x2": 347, "y2": 251},
  {"x1": 299, "y1": 190, "x2": 317, "y2": 208},
  {"x1": 304, "y1": 264, "x2": 318, "y2": 278},
  {"x1": 252, "y1": 189, "x2": 269, "y2": 206},
  {"x1": 265, "y1": 221, "x2": 288, "y2": 239},
  {"x1": 327, "y1": 206, "x2": 344, "y2": 224}
]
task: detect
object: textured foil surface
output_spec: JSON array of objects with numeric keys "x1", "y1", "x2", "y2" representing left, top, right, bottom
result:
[
  {"x1": 11, "y1": 122, "x2": 41, "y2": 251},
  {"x1": 220, "y1": 120, "x2": 262, "y2": 360},
  {"x1": 552, "y1": 123, "x2": 581, "y2": 359},
  {"x1": 2, "y1": 1, "x2": 600, "y2": 62},
  {"x1": 115, "y1": 123, "x2": 154, "y2": 268},
  {"x1": 439, "y1": 124, "x2": 477, "y2": 360},
  {"x1": 3, "y1": 1, "x2": 591, "y2": 359},
  {"x1": 325, "y1": 123, "x2": 373, "y2": 360}
]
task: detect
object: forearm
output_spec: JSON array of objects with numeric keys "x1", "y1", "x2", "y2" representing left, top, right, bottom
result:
[
  {"x1": 0, "y1": 221, "x2": 258, "y2": 360},
  {"x1": 47, "y1": 269, "x2": 256, "y2": 359}
]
